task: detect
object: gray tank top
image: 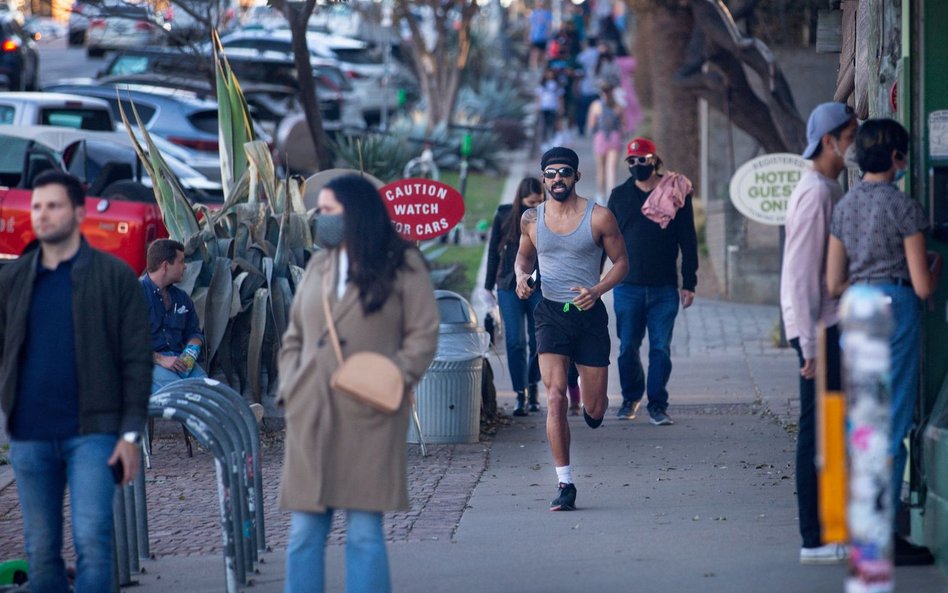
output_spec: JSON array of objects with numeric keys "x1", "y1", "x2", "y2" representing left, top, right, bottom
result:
[{"x1": 536, "y1": 198, "x2": 602, "y2": 303}]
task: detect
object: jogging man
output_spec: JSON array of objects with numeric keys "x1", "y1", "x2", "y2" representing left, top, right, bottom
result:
[{"x1": 516, "y1": 146, "x2": 628, "y2": 511}]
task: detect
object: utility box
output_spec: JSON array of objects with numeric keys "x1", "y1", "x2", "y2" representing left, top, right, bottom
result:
[{"x1": 408, "y1": 291, "x2": 488, "y2": 444}]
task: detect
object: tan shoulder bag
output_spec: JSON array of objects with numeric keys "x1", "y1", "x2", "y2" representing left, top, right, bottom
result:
[{"x1": 321, "y1": 272, "x2": 404, "y2": 414}]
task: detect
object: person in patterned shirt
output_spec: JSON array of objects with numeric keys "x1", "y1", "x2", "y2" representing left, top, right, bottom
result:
[{"x1": 826, "y1": 118, "x2": 941, "y2": 566}]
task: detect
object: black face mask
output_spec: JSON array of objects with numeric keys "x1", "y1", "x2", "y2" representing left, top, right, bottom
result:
[{"x1": 630, "y1": 164, "x2": 655, "y2": 182}]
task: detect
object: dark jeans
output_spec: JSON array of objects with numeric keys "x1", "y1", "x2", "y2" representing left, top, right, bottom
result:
[
  {"x1": 497, "y1": 288, "x2": 541, "y2": 392},
  {"x1": 613, "y1": 284, "x2": 679, "y2": 414},
  {"x1": 790, "y1": 323, "x2": 841, "y2": 548}
]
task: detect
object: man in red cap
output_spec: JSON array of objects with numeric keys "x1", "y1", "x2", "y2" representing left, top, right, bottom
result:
[
  {"x1": 516, "y1": 146, "x2": 628, "y2": 511},
  {"x1": 606, "y1": 137, "x2": 698, "y2": 426}
]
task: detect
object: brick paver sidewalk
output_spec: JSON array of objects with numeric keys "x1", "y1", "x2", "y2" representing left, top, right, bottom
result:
[{"x1": 0, "y1": 428, "x2": 490, "y2": 562}]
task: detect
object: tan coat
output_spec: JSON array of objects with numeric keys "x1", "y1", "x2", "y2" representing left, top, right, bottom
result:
[{"x1": 277, "y1": 248, "x2": 439, "y2": 513}]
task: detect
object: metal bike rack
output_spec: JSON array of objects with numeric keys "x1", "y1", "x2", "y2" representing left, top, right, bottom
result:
[{"x1": 111, "y1": 379, "x2": 263, "y2": 593}]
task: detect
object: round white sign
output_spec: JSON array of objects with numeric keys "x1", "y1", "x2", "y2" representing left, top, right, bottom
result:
[{"x1": 728, "y1": 153, "x2": 809, "y2": 226}]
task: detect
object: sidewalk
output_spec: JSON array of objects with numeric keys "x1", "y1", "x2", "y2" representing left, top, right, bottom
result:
[{"x1": 0, "y1": 136, "x2": 944, "y2": 592}]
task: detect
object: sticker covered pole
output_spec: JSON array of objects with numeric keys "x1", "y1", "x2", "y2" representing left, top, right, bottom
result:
[{"x1": 840, "y1": 285, "x2": 894, "y2": 593}]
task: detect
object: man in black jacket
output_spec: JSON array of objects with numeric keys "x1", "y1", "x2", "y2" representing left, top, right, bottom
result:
[
  {"x1": 0, "y1": 170, "x2": 152, "y2": 593},
  {"x1": 607, "y1": 138, "x2": 698, "y2": 426}
]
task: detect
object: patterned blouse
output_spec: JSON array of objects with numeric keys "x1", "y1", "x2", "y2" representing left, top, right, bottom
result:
[{"x1": 829, "y1": 180, "x2": 928, "y2": 281}]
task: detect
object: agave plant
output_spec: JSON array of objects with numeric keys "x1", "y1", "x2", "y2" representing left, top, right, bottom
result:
[{"x1": 120, "y1": 31, "x2": 315, "y2": 409}]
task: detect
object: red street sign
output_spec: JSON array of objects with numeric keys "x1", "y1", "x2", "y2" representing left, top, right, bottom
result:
[{"x1": 379, "y1": 178, "x2": 465, "y2": 241}]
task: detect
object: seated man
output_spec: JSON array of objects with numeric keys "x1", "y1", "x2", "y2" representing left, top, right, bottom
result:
[{"x1": 141, "y1": 239, "x2": 206, "y2": 392}]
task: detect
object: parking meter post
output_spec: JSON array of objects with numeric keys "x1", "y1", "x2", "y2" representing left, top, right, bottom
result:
[
  {"x1": 840, "y1": 286, "x2": 895, "y2": 593},
  {"x1": 380, "y1": 0, "x2": 393, "y2": 131},
  {"x1": 459, "y1": 132, "x2": 472, "y2": 198}
]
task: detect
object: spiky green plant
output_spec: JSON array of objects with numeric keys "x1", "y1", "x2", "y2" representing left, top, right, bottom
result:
[{"x1": 119, "y1": 31, "x2": 316, "y2": 407}]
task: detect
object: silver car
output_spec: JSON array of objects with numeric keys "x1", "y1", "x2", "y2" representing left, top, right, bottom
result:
[{"x1": 85, "y1": 3, "x2": 165, "y2": 58}]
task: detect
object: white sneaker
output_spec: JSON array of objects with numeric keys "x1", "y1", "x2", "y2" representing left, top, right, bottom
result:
[{"x1": 799, "y1": 543, "x2": 848, "y2": 564}]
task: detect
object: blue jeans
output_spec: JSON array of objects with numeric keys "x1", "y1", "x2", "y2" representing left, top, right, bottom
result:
[
  {"x1": 9, "y1": 434, "x2": 117, "y2": 593},
  {"x1": 498, "y1": 289, "x2": 541, "y2": 393},
  {"x1": 284, "y1": 509, "x2": 390, "y2": 593},
  {"x1": 880, "y1": 285, "x2": 921, "y2": 519},
  {"x1": 613, "y1": 284, "x2": 679, "y2": 414},
  {"x1": 151, "y1": 358, "x2": 207, "y2": 393}
]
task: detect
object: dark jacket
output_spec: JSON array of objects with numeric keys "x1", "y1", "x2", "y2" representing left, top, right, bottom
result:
[
  {"x1": 485, "y1": 204, "x2": 518, "y2": 291},
  {"x1": 0, "y1": 238, "x2": 153, "y2": 436},
  {"x1": 607, "y1": 176, "x2": 699, "y2": 291}
]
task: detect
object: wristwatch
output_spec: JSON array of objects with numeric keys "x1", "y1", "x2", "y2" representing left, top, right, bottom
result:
[{"x1": 121, "y1": 431, "x2": 142, "y2": 446}]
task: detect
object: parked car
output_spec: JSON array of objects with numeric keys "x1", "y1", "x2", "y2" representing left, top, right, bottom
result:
[
  {"x1": 96, "y1": 48, "x2": 357, "y2": 130},
  {"x1": 0, "y1": 91, "x2": 114, "y2": 130},
  {"x1": 164, "y1": 0, "x2": 236, "y2": 45},
  {"x1": 43, "y1": 81, "x2": 232, "y2": 181},
  {"x1": 0, "y1": 15, "x2": 37, "y2": 91},
  {"x1": 218, "y1": 28, "x2": 413, "y2": 125},
  {"x1": 86, "y1": 3, "x2": 165, "y2": 58},
  {"x1": 0, "y1": 125, "x2": 224, "y2": 272},
  {"x1": 67, "y1": 0, "x2": 98, "y2": 46}
]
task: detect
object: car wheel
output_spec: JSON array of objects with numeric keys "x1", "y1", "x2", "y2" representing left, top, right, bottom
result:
[
  {"x1": 68, "y1": 30, "x2": 85, "y2": 46},
  {"x1": 102, "y1": 181, "x2": 155, "y2": 203},
  {"x1": 87, "y1": 46, "x2": 105, "y2": 58}
]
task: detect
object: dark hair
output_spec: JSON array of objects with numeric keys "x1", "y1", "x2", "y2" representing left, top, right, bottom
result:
[
  {"x1": 324, "y1": 174, "x2": 414, "y2": 315},
  {"x1": 856, "y1": 118, "x2": 909, "y2": 173},
  {"x1": 146, "y1": 239, "x2": 184, "y2": 273},
  {"x1": 33, "y1": 170, "x2": 85, "y2": 208},
  {"x1": 500, "y1": 177, "x2": 543, "y2": 250},
  {"x1": 810, "y1": 112, "x2": 856, "y2": 160}
]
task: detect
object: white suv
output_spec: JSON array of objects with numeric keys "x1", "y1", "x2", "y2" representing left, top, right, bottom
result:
[{"x1": 0, "y1": 92, "x2": 114, "y2": 130}]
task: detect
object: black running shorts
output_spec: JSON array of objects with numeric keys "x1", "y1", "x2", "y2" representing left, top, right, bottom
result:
[{"x1": 534, "y1": 298, "x2": 610, "y2": 367}]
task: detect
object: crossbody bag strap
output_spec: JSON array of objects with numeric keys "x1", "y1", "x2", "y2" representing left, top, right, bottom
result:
[{"x1": 321, "y1": 260, "x2": 345, "y2": 367}]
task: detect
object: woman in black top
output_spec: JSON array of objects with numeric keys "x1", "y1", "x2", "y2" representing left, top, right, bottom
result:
[{"x1": 485, "y1": 177, "x2": 544, "y2": 416}]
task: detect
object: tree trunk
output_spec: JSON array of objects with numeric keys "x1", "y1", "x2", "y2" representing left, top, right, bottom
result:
[
  {"x1": 272, "y1": 0, "x2": 331, "y2": 171},
  {"x1": 649, "y1": 5, "x2": 699, "y2": 181},
  {"x1": 632, "y1": 9, "x2": 654, "y2": 109},
  {"x1": 397, "y1": 0, "x2": 477, "y2": 133}
]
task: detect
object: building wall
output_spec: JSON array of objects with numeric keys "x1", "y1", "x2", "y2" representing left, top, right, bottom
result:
[{"x1": 703, "y1": 47, "x2": 840, "y2": 304}]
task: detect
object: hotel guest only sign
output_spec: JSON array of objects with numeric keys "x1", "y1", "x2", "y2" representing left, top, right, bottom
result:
[
  {"x1": 380, "y1": 178, "x2": 465, "y2": 241},
  {"x1": 728, "y1": 153, "x2": 809, "y2": 226}
]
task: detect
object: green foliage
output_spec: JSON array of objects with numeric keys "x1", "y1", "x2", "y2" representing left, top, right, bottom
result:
[
  {"x1": 329, "y1": 133, "x2": 415, "y2": 183},
  {"x1": 431, "y1": 245, "x2": 483, "y2": 297},
  {"x1": 456, "y1": 78, "x2": 531, "y2": 122}
]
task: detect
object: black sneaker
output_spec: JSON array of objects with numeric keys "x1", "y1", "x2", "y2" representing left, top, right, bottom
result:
[
  {"x1": 616, "y1": 399, "x2": 641, "y2": 420},
  {"x1": 550, "y1": 482, "x2": 577, "y2": 511},
  {"x1": 895, "y1": 535, "x2": 935, "y2": 566},
  {"x1": 582, "y1": 407, "x2": 603, "y2": 429}
]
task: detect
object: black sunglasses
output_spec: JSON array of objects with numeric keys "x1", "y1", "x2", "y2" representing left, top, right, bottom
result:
[
  {"x1": 627, "y1": 156, "x2": 652, "y2": 165},
  {"x1": 542, "y1": 166, "x2": 575, "y2": 179}
]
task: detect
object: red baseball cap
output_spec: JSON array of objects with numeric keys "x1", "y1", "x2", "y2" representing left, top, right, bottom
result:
[{"x1": 626, "y1": 137, "x2": 657, "y2": 158}]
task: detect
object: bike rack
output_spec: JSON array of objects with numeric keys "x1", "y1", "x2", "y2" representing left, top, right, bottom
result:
[{"x1": 111, "y1": 379, "x2": 263, "y2": 593}]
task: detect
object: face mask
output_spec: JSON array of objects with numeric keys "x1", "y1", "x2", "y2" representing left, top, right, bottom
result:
[
  {"x1": 894, "y1": 168, "x2": 906, "y2": 183},
  {"x1": 315, "y1": 213, "x2": 345, "y2": 248},
  {"x1": 631, "y1": 164, "x2": 654, "y2": 182}
]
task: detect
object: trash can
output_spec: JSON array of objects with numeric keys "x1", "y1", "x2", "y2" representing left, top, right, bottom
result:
[{"x1": 408, "y1": 290, "x2": 489, "y2": 444}]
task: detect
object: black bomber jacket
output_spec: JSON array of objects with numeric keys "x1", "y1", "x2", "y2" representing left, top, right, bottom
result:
[{"x1": 0, "y1": 238, "x2": 153, "y2": 436}]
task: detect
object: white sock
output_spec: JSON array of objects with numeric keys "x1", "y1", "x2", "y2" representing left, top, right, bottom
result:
[{"x1": 555, "y1": 465, "x2": 573, "y2": 485}]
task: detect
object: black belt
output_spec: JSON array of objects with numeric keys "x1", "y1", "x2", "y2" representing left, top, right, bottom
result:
[{"x1": 853, "y1": 277, "x2": 912, "y2": 287}]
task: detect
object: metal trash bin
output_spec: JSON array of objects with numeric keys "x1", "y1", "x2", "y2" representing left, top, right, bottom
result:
[{"x1": 408, "y1": 290, "x2": 489, "y2": 444}]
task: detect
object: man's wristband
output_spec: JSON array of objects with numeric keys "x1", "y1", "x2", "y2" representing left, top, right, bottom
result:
[{"x1": 122, "y1": 431, "x2": 142, "y2": 446}]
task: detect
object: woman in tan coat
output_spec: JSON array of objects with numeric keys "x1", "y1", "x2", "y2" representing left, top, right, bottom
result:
[{"x1": 277, "y1": 174, "x2": 439, "y2": 593}]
